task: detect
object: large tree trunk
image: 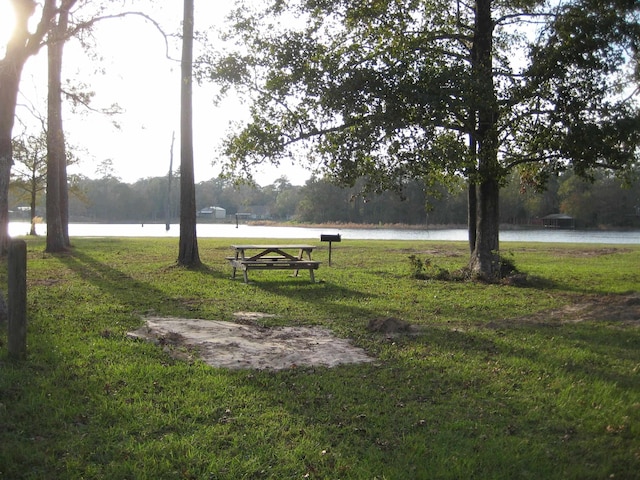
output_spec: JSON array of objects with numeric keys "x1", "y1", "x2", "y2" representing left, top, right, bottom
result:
[
  {"x1": 177, "y1": 0, "x2": 201, "y2": 267},
  {"x1": 467, "y1": 130, "x2": 478, "y2": 253},
  {"x1": 468, "y1": 0, "x2": 501, "y2": 280},
  {"x1": 46, "y1": 8, "x2": 68, "y2": 252},
  {"x1": 469, "y1": 176, "x2": 500, "y2": 278},
  {"x1": 467, "y1": 181, "x2": 477, "y2": 252}
]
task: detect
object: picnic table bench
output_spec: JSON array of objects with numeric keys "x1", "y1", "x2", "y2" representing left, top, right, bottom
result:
[{"x1": 227, "y1": 244, "x2": 320, "y2": 283}]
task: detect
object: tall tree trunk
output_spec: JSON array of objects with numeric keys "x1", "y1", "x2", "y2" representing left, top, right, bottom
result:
[
  {"x1": 166, "y1": 131, "x2": 175, "y2": 231},
  {"x1": 29, "y1": 177, "x2": 37, "y2": 235},
  {"x1": 60, "y1": 141, "x2": 70, "y2": 246},
  {"x1": 0, "y1": 88, "x2": 18, "y2": 252},
  {"x1": 46, "y1": 8, "x2": 68, "y2": 252},
  {"x1": 177, "y1": 0, "x2": 201, "y2": 267},
  {"x1": 467, "y1": 181, "x2": 476, "y2": 252},
  {"x1": 467, "y1": 127, "x2": 478, "y2": 253},
  {"x1": 59, "y1": 1, "x2": 71, "y2": 247},
  {"x1": 470, "y1": 175, "x2": 500, "y2": 278},
  {"x1": 468, "y1": 0, "x2": 501, "y2": 280},
  {"x1": 0, "y1": 0, "x2": 55, "y2": 254}
]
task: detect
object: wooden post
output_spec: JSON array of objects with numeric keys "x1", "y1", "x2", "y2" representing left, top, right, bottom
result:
[{"x1": 8, "y1": 239, "x2": 27, "y2": 360}]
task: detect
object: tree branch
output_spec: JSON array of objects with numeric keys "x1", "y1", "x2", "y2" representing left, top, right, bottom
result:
[
  {"x1": 60, "y1": 87, "x2": 122, "y2": 115},
  {"x1": 65, "y1": 11, "x2": 177, "y2": 63}
]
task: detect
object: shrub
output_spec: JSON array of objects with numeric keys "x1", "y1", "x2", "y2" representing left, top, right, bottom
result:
[
  {"x1": 408, "y1": 255, "x2": 450, "y2": 280},
  {"x1": 497, "y1": 251, "x2": 518, "y2": 277}
]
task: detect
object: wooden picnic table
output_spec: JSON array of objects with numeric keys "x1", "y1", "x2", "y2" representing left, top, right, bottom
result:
[{"x1": 227, "y1": 244, "x2": 320, "y2": 283}]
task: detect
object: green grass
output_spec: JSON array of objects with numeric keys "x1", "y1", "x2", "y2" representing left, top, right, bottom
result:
[{"x1": 1, "y1": 237, "x2": 639, "y2": 479}]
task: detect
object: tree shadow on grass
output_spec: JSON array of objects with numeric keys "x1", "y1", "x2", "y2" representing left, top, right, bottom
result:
[
  {"x1": 239, "y1": 320, "x2": 640, "y2": 478},
  {"x1": 241, "y1": 276, "x2": 383, "y2": 327},
  {"x1": 473, "y1": 317, "x2": 640, "y2": 391},
  {"x1": 57, "y1": 248, "x2": 228, "y2": 319},
  {"x1": 57, "y1": 246, "x2": 379, "y2": 328},
  {"x1": 7, "y1": 242, "x2": 638, "y2": 478}
]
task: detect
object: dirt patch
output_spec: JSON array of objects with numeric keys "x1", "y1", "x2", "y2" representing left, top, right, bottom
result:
[
  {"x1": 128, "y1": 313, "x2": 374, "y2": 370},
  {"x1": 489, "y1": 293, "x2": 640, "y2": 328},
  {"x1": 127, "y1": 295, "x2": 639, "y2": 369}
]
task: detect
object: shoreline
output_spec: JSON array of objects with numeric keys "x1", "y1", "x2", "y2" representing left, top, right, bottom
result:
[
  {"x1": 233, "y1": 220, "x2": 640, "y2": 233},
  {"x1": 11, "y1": 219, "x2": 640, "y2": 233}
]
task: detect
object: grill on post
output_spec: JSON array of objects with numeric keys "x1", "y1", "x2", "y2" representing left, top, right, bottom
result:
[{"x1": 320, "y1": 234, "x2": 341, "y2": 266}]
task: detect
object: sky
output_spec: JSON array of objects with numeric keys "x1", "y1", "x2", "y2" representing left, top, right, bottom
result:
[{"x1": 0, "y1": 0, "x2": 312, "y2": 186}]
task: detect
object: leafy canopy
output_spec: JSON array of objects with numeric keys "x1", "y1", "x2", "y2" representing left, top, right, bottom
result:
[{"x1": 201, "y1": 0, "x2": 640, "y2": 194}]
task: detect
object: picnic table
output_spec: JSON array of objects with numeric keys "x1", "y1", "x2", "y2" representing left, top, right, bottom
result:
[{"x1": 227, "y1": 244, "x2": 320, "y2": 283}]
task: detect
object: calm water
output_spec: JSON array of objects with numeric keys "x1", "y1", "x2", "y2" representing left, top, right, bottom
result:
[{"x1": 10, "y1": 221, "x2": 640, "y2": 244}]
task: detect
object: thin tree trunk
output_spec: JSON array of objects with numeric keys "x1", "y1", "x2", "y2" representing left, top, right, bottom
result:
[
  {"x1": 30, "y1": 179, "x2": 37, "y2": 235},
  {"x1": 46, "y1": 8, "x2": 68, "y2": 252},
  {"x1": 166, "y1": 131, "x2": 175, "y2": 231},
  {"x1": 177, "y1": 0, "x2": 201, "y2": 267},
  {"x1": 59, "y1": 2, "x2": 72, "y2": 247}
]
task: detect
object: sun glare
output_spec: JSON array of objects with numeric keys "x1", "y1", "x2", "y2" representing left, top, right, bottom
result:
[{"x1": 0, "y1": 1, "x2": 16, "y2": 54}]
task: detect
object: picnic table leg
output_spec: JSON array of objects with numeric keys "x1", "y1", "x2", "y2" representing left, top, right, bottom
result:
[
  {"x1": 309, "y1": 269, "x2": 315, "y2": 283},
  {"x1": 232, "y1": 251, "x2": 240, "y2": 279},
  {"x1": 243, "y1": 268, "x2": 249, "y2": 283}
]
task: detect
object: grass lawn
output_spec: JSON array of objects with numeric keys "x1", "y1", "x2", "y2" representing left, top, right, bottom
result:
[{"x1": 1, "y1": 236, "x2": 639, "y2": 479}]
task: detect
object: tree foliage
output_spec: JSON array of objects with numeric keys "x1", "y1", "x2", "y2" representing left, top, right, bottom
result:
[
  {"x1": 511, "y1": 0, "x2": 640, "y2": 184},
  {"x1": 11, "y1": 128, "x2": 80, "y2": 235},
  {"x1": 11, "y1": 132, "x2": 47, "y2": 235},
  {"x1": 11, "y1": 170, "x2": 636, "y2": 229},
  {"x1": 200, "y1": 0, "x2": 640, "y2": 279}
]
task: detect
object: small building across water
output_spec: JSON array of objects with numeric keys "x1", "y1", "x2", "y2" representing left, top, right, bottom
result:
[
  {"x1": 198, "y1": 206, "x2": 226, "y2": 219},
  {"x1": 542, "y1": 213, "x2": 575, "y2": 229}
]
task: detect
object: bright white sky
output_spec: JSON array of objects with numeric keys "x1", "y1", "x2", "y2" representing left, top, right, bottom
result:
[{"x1": 0, "y1": 0, "x2": 312, "y2": 186}]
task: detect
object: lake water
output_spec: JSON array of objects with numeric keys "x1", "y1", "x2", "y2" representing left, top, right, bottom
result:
[{"x1": 10, "y1": 221, "x2": 640, "y2": 244}]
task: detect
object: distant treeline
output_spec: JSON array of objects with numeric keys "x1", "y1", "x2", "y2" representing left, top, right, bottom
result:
[{"x1": 10, "y1": 170, "x2": 640, "y2": 228}]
